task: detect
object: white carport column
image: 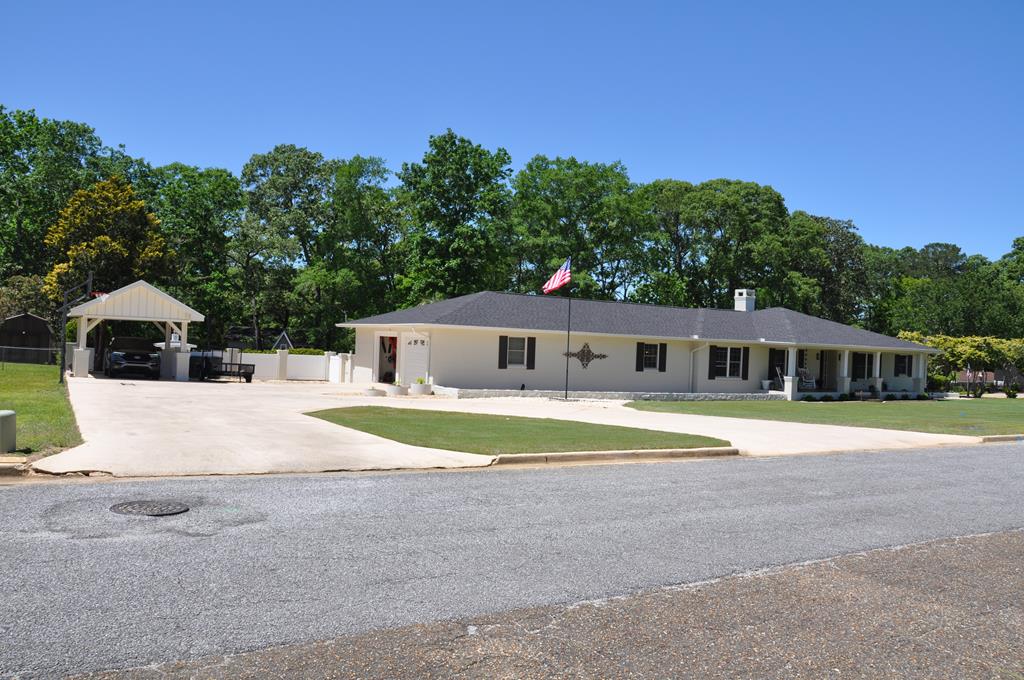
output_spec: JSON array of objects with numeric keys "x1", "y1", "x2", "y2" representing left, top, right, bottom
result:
[
  {"x1": 783, "y1": 346, "x2": 799, "y2": 400},
  {"x1": 838, "y1": 349, "x2": 852, "y2": 395},
  {"x1": 72, "y1": 316, "x2": 92, "y2": 377},
  {"x1": 160, "y1": 322, "x2": 176, "y2": 380},
  {"x1": 174, "y1": 321, "x2": 191, "y2": 381}
]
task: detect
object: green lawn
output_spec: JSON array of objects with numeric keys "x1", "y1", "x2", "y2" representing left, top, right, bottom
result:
[
  {"x1": 626, "y1": 398, "x2": 1024, "y2": 436},
  {"x1": 0, "y1": 363, "x2": 82, "y2": 455},
  {"x1": 309, "y1": 406, "x2": 729, "y2": 455}
]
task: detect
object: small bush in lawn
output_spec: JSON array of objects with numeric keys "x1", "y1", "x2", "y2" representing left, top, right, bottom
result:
[
  {"x1": 820, "y1": 394, "x2": 835, "y2": 402},
  {"x1": 916, "y1": 393, "x2": 930, "y2": 400},
  {"x1": 802, "y1": 394, "x2": 817, "y2": 402},
  {"x1": 838, "y1": 393, "x2": 851, "y2": 401},
  {"x1": 884, "y1": 394, "x2": 898, "y2": 401}
]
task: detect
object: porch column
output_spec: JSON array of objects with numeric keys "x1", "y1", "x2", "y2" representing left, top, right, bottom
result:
[
  {"x1": 838, "y1": 349, "x2": 851, "y2": 395},
  {"x1": 912, "y1": 352, "x2": 926, "y2": 394},
  {"x1": 174, "y1": 321, "x2": 190, "y2": 381},
  {"x1": 873, "y1": 350, "x2": 884, "y2": 393},
  {"x1": 783, "y1": 346, "x2": 799, "y2": 400}
]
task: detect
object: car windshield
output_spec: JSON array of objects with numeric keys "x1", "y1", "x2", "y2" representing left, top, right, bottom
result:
[{"x1": 110, "y1": 337, "x2": 156, "y2": 352}]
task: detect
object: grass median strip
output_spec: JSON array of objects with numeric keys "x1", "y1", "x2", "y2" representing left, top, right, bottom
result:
[
  {"x1": 308, "y1": 406, "x2": 729, "y2": 455},
  {"x1": 0, "y1": 363, "x2": 82, "y2": 456},
  {"x1": 626, "y1": 399, "x2": 1024, "y2": 436}
]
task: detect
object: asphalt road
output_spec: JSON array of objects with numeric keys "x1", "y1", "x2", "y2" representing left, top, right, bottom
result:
[
  {"x1": 3, "y1": 443, "x2": 1024, "y2": 677},
  {"x1": 85, "y1": 530, "x2": 1024, "y2": 679}
]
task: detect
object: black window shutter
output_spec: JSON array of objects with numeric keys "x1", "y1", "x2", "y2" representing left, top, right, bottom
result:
[
  {"x1": 498, "y1": 335, "x2": 508, "y2": 369},
  {"x1": 526, "y1": 337, "x2": 536, "y2": 370},
  {"x1": 708, "y1": 345, "x2": 717, "y2": 380},
  {"x1": 907, "y1": 354, "x2": 913, "y2": 377},
  {"x1": 798, "y1": 349, "x2": 806, "y2": 369},
  {"x1": 658, "y1": 343, "x2": 667, "y2": 372},
  {"x1": 741, "y1": 347, "x2": 749, "y2": 380},
  {"x1": 635, "y1": 342, "x2": 644, "y2": 372}
]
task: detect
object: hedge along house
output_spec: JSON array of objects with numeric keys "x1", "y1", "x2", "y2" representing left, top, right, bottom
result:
[{"x1": 338, "y1": 289, "x2": 938, "y2": 400}]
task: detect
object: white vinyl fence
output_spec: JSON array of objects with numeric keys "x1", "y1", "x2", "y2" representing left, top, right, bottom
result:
[{"x1": 238, "y1": 350, "x2": 355, "y2": 382}]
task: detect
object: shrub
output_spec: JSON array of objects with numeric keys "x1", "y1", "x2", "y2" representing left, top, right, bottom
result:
[
  {"x1": 241, "y1": 347, "x2": 325, "y2": 355},
  {"x1": 1006, "y1": 389, "x2": 1019, "y2": 399},
  {"x1": 916, "y1": 393, "x2": 930, "y2": 400},
  {"x1": 820, "y1": 394, "x2": 835, "y2": 402},
  {"x1": 801, "y1": 394, "x2": 817, "y2": 402},
  {"x1": 900, "y1": 393, "x2": 910, "y2": 400},
  {"x1": 884, "y1": 394, "x2": 898, "y2": 401},
  {"x1": 838, "y1": 393, "x2": 851, "y2": 401}
]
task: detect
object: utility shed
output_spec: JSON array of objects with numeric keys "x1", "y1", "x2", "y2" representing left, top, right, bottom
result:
[
  {"x1": 66, "y1": 280, "x2": 204, "y2": 380},
  {"x1": 0, "y1": 313, "x2": 54, "y2": 364}
]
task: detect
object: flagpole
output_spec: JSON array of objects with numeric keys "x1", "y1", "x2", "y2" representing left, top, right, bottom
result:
[{"x1": 564, "y1": 282, "x2": 572, "y2": 400}]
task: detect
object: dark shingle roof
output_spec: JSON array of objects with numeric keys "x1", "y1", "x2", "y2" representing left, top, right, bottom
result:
[{"x1": 343, "y1": 291, "x2": 932, "y2": 351}]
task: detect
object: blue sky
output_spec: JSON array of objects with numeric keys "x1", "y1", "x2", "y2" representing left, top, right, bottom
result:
[{"x1": 4, "y1": 1, "x2": 1022, "y2": 258}]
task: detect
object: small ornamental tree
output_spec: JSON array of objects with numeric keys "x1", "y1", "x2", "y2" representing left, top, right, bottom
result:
[{"x1": 898, "y1": 331, "x2": 1023, "y2": 392}]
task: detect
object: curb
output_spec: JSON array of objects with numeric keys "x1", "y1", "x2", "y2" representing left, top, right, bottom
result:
[
  {"x1": 0, "y1": 460, "x2": 29, "y2": 476},
  {"x1": 979, "y1": 434, "x2": 1024, "y2": 443},
  {"x1": 492, "y1": 447, "x2": 739, "y2": 466}
]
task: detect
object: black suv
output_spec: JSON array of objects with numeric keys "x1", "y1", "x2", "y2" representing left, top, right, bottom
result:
[{"x1": 104, "y1": 337, "x2": 161, "y2": 379}]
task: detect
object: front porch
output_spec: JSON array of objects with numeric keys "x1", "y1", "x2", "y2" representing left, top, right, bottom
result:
[{"x1": 764, "y1": 346, "x2": 929, "y2": 401}]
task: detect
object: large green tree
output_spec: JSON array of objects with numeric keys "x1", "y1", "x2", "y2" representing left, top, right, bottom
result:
[
  {"x1": 0, "y1": 107, "x2": 105, "y2": 277},
  {"x1": 512, "y1": 156, "x2": 642, "y2": 298},
  {"x1": 398, "y1": 130, "x2": 513, "y2": 301},
  {"x1": 149, "y1": 162, "x2": 245, "y2": 345},
  {"x1": 43, "y1": 176, "x2": 174, "y2": 300}
]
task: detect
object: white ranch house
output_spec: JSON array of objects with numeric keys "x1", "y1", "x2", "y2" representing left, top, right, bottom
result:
[{"x1": 339, "y1": 289, "x2": 937, "y2": 400}]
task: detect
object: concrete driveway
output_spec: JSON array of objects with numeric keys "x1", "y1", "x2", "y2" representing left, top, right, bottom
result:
[
  {"x1": 33, "y1": 378, "x2": 979, "y2": 476},
  {"x1": 33, "y1": 378, "x2": 492, "y2": 476}
]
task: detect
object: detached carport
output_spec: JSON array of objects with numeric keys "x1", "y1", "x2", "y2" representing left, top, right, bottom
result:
[{"x1": 67, "y1": 280, "x2": 204, "y2": 381}]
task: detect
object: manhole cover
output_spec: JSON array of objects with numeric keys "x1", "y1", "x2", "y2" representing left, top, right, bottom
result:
[{"x1": 110, "y1": 500, "x2": 189, "y2": 517}]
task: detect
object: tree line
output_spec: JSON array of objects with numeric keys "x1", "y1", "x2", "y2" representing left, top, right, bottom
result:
[{"x1": 1, "y1": 105, "x2": 1022, "y2": 353}]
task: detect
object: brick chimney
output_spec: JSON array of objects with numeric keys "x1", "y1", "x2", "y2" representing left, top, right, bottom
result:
[{"x1": 734, "y1": 289, "x2": 756, "y2": 312}]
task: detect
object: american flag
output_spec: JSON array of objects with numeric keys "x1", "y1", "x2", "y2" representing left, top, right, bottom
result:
[{"x1": 542, "y1": 258, "x2": 572, "y2": 294}]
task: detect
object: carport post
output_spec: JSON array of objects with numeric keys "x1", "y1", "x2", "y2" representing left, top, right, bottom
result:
[
  {"x1": 164, "y1": 322, "x2": 172, "y2": 349},
  {"x1": 174, "y1": 322, "x2": 190, "y2": 381},
  {"x1": 76, "y1": 316, "x2": 88, "y2": 349}
]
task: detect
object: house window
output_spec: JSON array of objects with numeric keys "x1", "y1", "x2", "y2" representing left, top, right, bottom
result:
[
  {"x1": 507, "y1": 336, "x2": 526, "y2": 366},
  {"x1": 894, "y1": 354, "x2": 913, "y2": 377},
  {"x1": 713, "y1": 347, "x2": 743, "y2": 378},
  {"x1": 852, "y1": 352, "x2": 874, "y2": 380},
  {"x1": 642, "y1": 343, "x2": 659, "y2": 369}
]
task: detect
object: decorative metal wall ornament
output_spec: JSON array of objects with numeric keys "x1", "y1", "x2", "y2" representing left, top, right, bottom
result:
[{"x1": 563, "y1": 343, "x2": 608, "y2": 369}]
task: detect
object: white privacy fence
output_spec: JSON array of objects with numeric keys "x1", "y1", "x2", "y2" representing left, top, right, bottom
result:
[{"x1": 238, "y1": 350, "x2": 355, "y2": 382}]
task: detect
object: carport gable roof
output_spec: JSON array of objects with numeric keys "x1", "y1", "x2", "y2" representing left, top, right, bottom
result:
[
  {"x1": 68, "y1": 280, "x2": 204, "y2": 323},
  {"x1": 341, "y1": 291, "x2": 935, "y2": 353}
]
